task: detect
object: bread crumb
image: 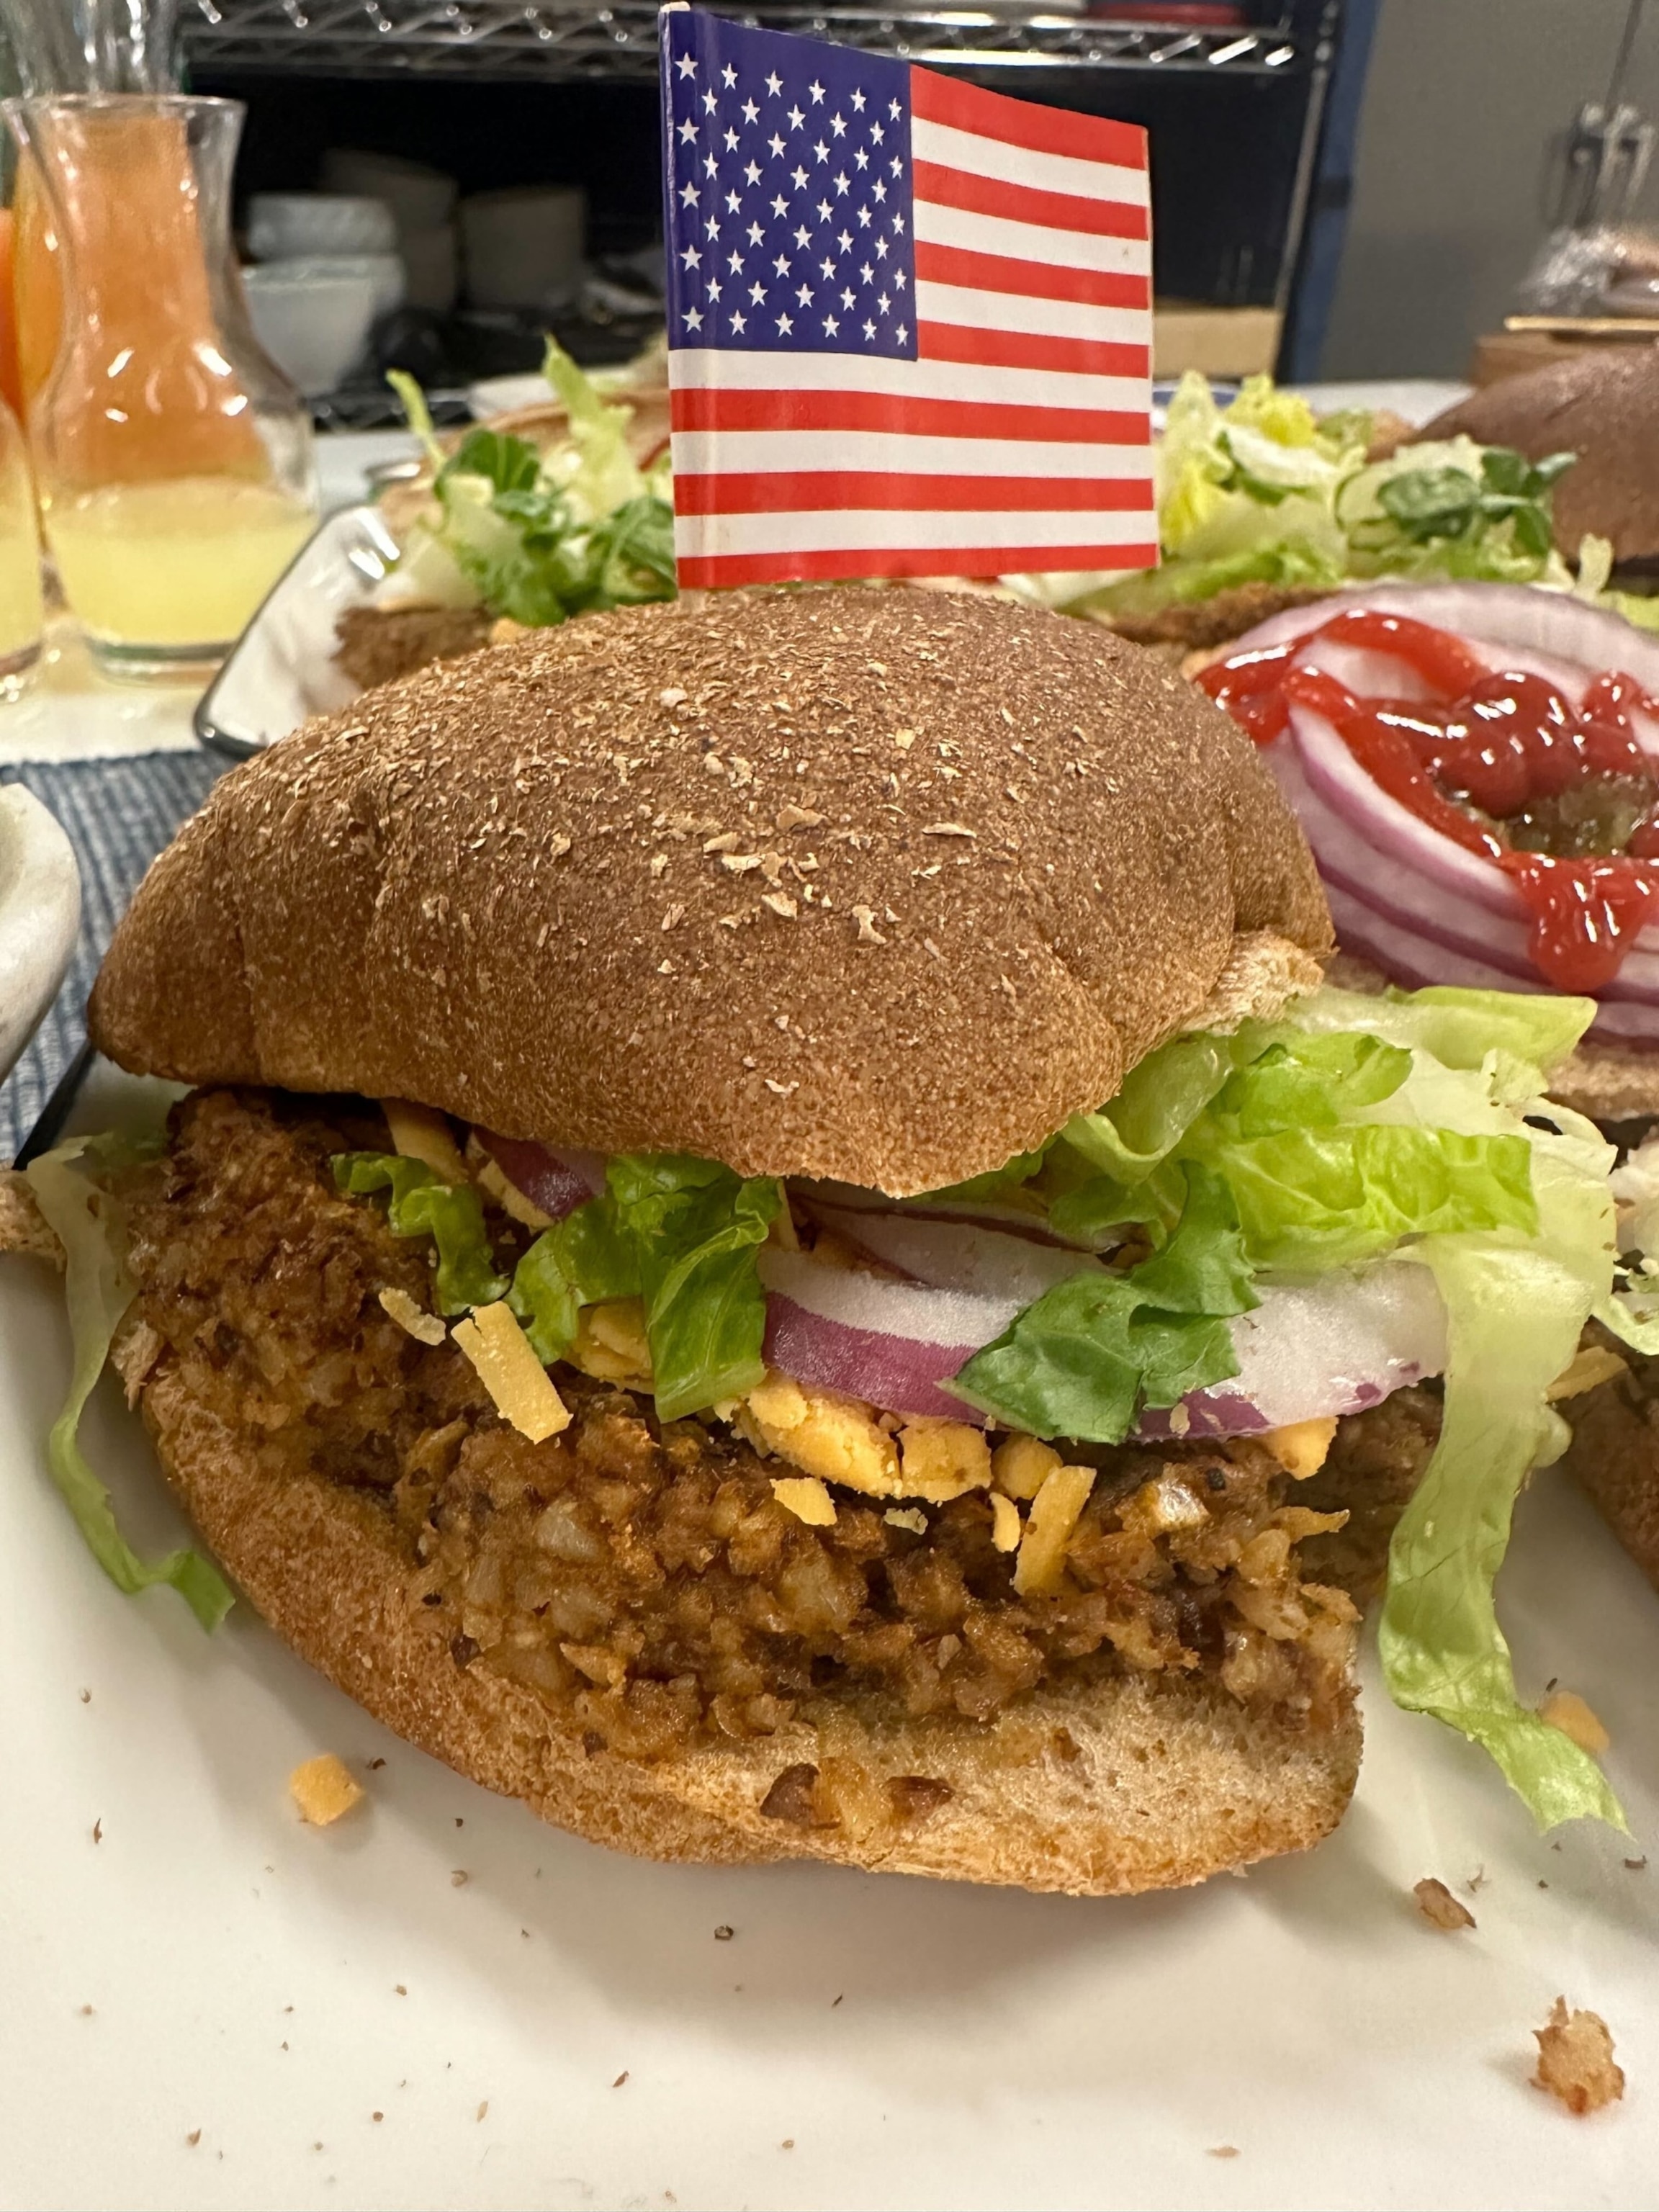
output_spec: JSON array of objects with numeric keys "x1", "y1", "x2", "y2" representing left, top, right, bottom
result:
[
  {"x1": 289, "y1": 1755, "x2": 364, "y2": 1826},
  {"x1": 91, "y1": 1817, "x2": 102, "y2": 1844},
  {"x1": 186, "y1": 2130, "x2": 201, "y2": 2147},
  {"x1": 851, "y1": 904, "x2": 886, "y2": 946},
  {"x1": 1207, "y1": 2146, "x2": 1239, "y2": 2159},
  {"x1": 1625, "y1": 1856, "x2": 1648, "y2": 1871},
  {"x1": 1539, "y1": 1689, "x2": 1610, "y2": 1755},
  {"x1": 714, "y1": 1925, "x2": 734, "y2": 1941},
  {"x1": 1533, "y1": 1998, "x2": 1624, "y2": 2115},
  {"x1": 613, "y1": 2072, "x2": 629, "y2": 2089},
  {"x1": 377, "y1": 1285, "x2": 446, "y2": 1345},
  {"x1": 1413, "y1": 1877, "x2": 1475, "y2": 1931},
  {"x1": 372, "y1": 2112, "x2": 384, "y2": 2123},
  {"x1": 476, "y1": 2101, "x2": 489, "y2": 2122},
  {"x1": 450, "y1": 1869, "x2": 469, "y2": 1887},
  {"x1": 781, "y1": 2139, "x2": 794, "y2": 2150}
]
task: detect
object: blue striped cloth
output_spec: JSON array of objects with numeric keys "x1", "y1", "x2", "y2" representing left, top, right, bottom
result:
[{"x1": 1, "y1": 752, "x2": 228, "y2": 1161}]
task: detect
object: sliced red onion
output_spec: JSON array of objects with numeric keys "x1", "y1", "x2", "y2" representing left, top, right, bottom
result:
[
  {"x1": 1138, "y1": 1259, "x2": 1447, "y2": 1440},
  {"x1": 475, "y1": 1132, "x2": 606, "y2": 1221},
  {"x1": 758, "y1": 1246, "x2": 1023, "y2": 1421},
  {"x1": 807, "y1": 1202, "x2": 1102, "y2": 1305},
  {"x1": 757, "y1": 1246, "x2": 1447, "y2": 1438}
]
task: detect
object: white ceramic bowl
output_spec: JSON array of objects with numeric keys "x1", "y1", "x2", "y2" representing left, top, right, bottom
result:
[
  {"x1": 247, "y1": 192, "x2": 396, "y2": 261},
  {"x1": 0, "y1": 786, "x2": 81, "y2": 1088},
  {"x1": 241, "y1": 262, "x2": 382, "y2": 398}
]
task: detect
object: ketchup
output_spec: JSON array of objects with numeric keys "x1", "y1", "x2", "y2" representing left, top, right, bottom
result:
[{"x1": 1197, "y1": 613, "x2": 1659, "y2": 994}]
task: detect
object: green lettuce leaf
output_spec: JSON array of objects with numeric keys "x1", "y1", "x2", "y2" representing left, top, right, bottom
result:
[
  {"x1": 332, "y1": 1153, "x2": 508, "y2": 1313},
  {"x1": 1380, "y1": 1139, "x2": 1625, "y2": 1830},
  {"x1": 1285, "y1": 982, "x2": 1595, "y2": 1076},
  {"x1": 24, "y1": 1140, "x2": 233, "y2": 1631},
  {"x1": 606, "y1": 1154, "x2": 783, "y2": 1421},
  {"x1": 508, "y1": 1197, "x2": 642, "y2": 1364},
  {"x1": 951, "y1": 1164, "x2": 1254, "y2": 1440}
]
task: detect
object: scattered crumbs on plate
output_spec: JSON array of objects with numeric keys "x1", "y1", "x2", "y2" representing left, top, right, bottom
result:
[
  {"x1": 395, "y1": 1984, "x2": 407, "y2": 1997},
  {"x1": 91, "y1": 1817, "x2": 102, "y2": 1844},
  {"x1": 714, "y1": 1925, "x2": 734, "y2": 1942},
  {"x1": 78, "y1": 1688, "x2": 91, "y2": 1704},
  {"x1": 1533, "y1": 1998, "x2": 1624, "y2": 2116},
  {"x1": 450, "y1": 1870, "x2": 469, "y2": 1887},
  {"x1": 476, "y1": 2102, "x2": 489, "y2": 2123},
  {"x1": 832, "y1": 1995, "x2": 844, "y2": 2008},
  {"x1": 613, "y1": 2072, "x2": 629, "y2": 2090},
  {"x1": 290, "y1": 1755, "x2": 364, "y2": 1826},
  {"x1": 77, "y1": 2005, "x2": 94, "y2": 2017},
  {"x1": 186, "y1": 2131, "x2": 201, "y2": 2148},
  {"x1": 1465, "y1": 1866, "x2": 1488, "y2": 1894},
  {"x1": 454, "y1": 1817, "x2": 464, "y2": 1828},
  {"x1": 371, "y1": 2113, "x2": 384, "y2": 2124},
  {"x1": 1626, "y1": 1856, "x2": 1648, "y2": 1871},
  {"x1": 1413, "y1": 1877, "x2": 1476, "y2": 1932},
  {"x1": 312, "y1": 2143, "x2": 324, "y2": 2153},
  {"x1": 781, "y1": 2139, "x2": 795, "y2": 2152},
  {"x1": 521, "y1": 1928, "x2": 531, "y2": 1938},
  {"x1": 1538, "y1": 1879, "x2": 1550, "y2": 1890},
  {"x1": 367, "y1": 1757, "x2": 386, "y2": 1771},
  {"x1": 280, "y1": 2041, "x2": 289, "y2": 2053},
  {"x1": 282, "y1": 2005, "x2": 294, "y2": 2015},
  {"x1": 1208, "y1": 2146, "x2": 1240, "y2": 2160}
]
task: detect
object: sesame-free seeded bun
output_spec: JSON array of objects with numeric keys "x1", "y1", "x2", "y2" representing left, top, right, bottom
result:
[{"x1": 90, "y1": 588, "x2": 1330, "y2": 1193}]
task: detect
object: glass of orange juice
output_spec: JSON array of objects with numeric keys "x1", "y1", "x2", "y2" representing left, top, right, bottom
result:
[
  {"x1": 0, "y1": 389, "x2": 44, "y2": 685},
  {"x1": 4, "y1": 94, "x2": 317, "y2": 680}
]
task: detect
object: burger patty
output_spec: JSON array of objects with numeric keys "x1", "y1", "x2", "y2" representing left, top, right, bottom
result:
[{"x1": 116, "y1": 1089, "x2": 1440, "y2": 1762}]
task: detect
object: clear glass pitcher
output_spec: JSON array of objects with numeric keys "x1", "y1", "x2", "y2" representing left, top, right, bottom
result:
[
  {"x1": 0, "y1": 389, "x2": 43, "y2": 685},
  {"x1": 5, "y1": 94, "x2": 317, "y2": 678}
]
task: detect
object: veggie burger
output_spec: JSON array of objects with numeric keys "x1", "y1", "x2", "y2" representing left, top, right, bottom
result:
[{"x1": 6, "y1": 588, "x2": 1644, "y2": 1891}]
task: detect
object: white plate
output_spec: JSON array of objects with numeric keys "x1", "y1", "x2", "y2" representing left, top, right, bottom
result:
[
  {"x1": 3, "y1": 1061, "x2": 1656, "y2": 2211},
  {"x1": 0, "y1": 786, "x2": 81, "y2": 1082},
  {"x1": 194, "y1": 508, "x2": 390, "y2": 757}
]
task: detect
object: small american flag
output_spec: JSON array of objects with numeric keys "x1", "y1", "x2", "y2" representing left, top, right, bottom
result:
[{"x1": 659, "y1": 6, "x2": 1156, "y2": 588}]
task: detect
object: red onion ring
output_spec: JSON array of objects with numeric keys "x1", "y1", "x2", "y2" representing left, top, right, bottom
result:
[{"x1": 475, "y1": 1133, "x2": 606, "y2": 1220}]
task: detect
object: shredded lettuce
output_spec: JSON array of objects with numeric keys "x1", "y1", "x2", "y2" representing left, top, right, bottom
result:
[
  {"x1": 1040, "y1": 376, "x2": 1575, "y2": 620},
  {"x1": 24, "y1": 1140, "x2": 233, "y2": 1631},
  {"x1": 386, "y1": 341, "x2": 676, "y2": 628},
  {"x1": 332, "y1": 1154, "x2": 508, "y2": 1313},
  {"x1": 953, "y1": 1164, "x2": 1254, "y2": 1440},
  {"x1": 508, "y1": 1197, "x2": 641, "y2": 1364}
]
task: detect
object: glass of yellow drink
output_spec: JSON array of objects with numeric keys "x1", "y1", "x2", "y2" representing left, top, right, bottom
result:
[
  {"x1": 4, "y1": 94, "x2": 316, "y2": 680},
  {"x1": 0, "y1": 390, "x2": 43, "y2": 685}
]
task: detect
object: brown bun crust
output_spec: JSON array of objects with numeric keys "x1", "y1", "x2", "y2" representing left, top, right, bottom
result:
[
  {"x1": 1413, "y1": 346, "x2": 1659, "y2": 565},
  {"x1": 89, "y1": 590, "x2": 1330, "y2": 1196},
  {"x1": 135, "y1": 1354, "x2": 1360, "y2": 1894},
  {"x1": 1326, "y1": 951, "x2": 1659, "y2": 1123}
]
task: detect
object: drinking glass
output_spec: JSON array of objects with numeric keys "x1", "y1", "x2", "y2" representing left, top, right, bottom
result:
[{"x1": 5, "y1": 94, "x2": 317, "y2": 678}]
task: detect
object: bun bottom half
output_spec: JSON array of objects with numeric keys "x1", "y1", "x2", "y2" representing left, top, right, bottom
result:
[{"x1": 139, "y1": 1357, "x2": 1363, "y2": 1896}]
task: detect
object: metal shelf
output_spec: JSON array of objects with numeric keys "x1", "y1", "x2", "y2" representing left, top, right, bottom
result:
[{"x1": 186, "y1": 0, "x2": 1309, "y2": 83}]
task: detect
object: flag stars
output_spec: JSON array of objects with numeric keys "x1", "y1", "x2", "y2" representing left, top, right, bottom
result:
[
  {"x1": 813, "y1": 140, "x2": 830, "y2": 163},
  {"x1": 679, "y1": 182, "x2": 698, "y2": 207},
  {"x1": 834, "y1": 172, "x2": 850, "y2": 196},
  {"x1": 721, "y1": 127, "x2": 738, "y2": 151},
  {"x1": 746, "y1": 221, "x2": 763, "y2": 244},
  {"x1": 859, "y1": 261, "x2": 873, "y2": 282},
  {"x1": 675, "y1": 50, "x2": 696, "y2": 78},
  {"x1": 703, "y1": 154, "x2": 718, "y2": 178},
  {"x1": 873, "y1": 181, "x2": 889, "y2": 204},
  {"x1": 878, "y1": 291, "x2": 891, "y2": 314},
  {"x1": 837, "y1": 229, "x2": 853, "y2": 252},
  {"x1": 851, "y1": 89, "x2": 866, "y2": 111},
  {"x1": 741, "y1": 97, "x2": 759, "y2": 123},
  {"x1": 707, "y1": 277, "x2": 722, "y2": 300},
  {"x1": 683, "y1": 306, "x2": 703, "y2": 331},
  {"x1": 891, "y1": 211, "x2": 905, "y2": 233},
  {"x1": 724, "y1": 189, "x2": 741, "y2": 212},
  {"x1": 875, "y1": 235, "x2": 889, "y2": 260},
  {"x1": 816, "y1": 198, "x2": 832, "y2": 221},
  {"x1": 830, "y1": 112, "x2": 847, "y2": 137},
  {"x1": 809, "y1": 79, "x2": 825, "y2": 102},
  {"x1": 742, "y1": 160, "x2": 761, "y2": 185},
  {"x1": 796, "y1": 282, "x2": 813, "y2": 306},
  {"x1": 731, "y1": 309, "x2": 747, "y2": 332},
  {"x1": 893, "y1": 267, "x2": 907, "y2": 289},
  {"x1": 765, "y1": 70, "x2": 782, "y2": 94},
  {"x1": 776, "y1": 312, "x2": 793, "y2": 334},
  {"x1": 677, "y1": 119, "x2": 698, "y2": 145},
  {"x1": 773, "y1": 253, "x2": 791, "y2": 275},
  {"x1": 768, "y1": 133, "x2": 785, "y2": 158},
  {"x1": 721, "y1": 62, "x2": 737, "y2": 86},
  {"x1": 704, "y1": 216, "x2": 720, "y2": 240},
  {"x1": 896, "y1": 323, "x2": 908, "y2": 343},
  {"x1": 854, "y1": 148, "x2": 868, "y2": 171},
  {"x1": 871, "y1": 121, "x2": 884, "y2": 144},
  {"x1": 749, "y1": 281, "x2": 768, "y2": 304},
  {"x1": 680, "y1": 245, "x2": 701, "y2": 269},
  {"x1": 769, "y1": 194, "x2": 787, "y2": 217},
  {"x1": 840, "y1": 286, "x2": 853, "y2": 308},
  {"x1": 794, "y1": 225, "x2": 811, "y2": 248},
  {"x1": 857, "y1": 207, "x2": 873, "y2": 229},
  {"x1": 787, "y1": 104, "x2": 804, "y2": 129},
  {"x1": 793, "y1": 167, "x2": 809, "y2": 190},
  {"x1": 727, "y1": 251, "x2": 745, "y2": 274},
  {"x1": 888, "y1": 97, "x2": 901, "y2": 118},
  {"x1": 701, "y1": 88, "x2": 717, "y2": 114},
  {"x1": 823, "y1": 314, "x2": 840, "y2": 335},
  {"x1": 819, "y1": 257, "x2": 835, "y2": 279},
  {"x1": 863, "y1": 318, "x2": 876, "y2": 338},
  {"x1": 888, "y1": 157, "x2": 901, "y2": 177}
]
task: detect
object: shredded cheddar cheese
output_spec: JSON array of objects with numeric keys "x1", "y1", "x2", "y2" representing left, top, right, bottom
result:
[
  {"x1": 1013, "y1": 1463, "x2": 1096, "y2": 1598},
  {"x1": 453, "y1": 1301, "x2": 571, "y2": 1442},
  {"x1": 989, "y1": 1492, "x2": 1022, "y2": 1553},
  {"x1": 991, "y1": 1432, "x2": 1061, "y2": 1501},
  {"x1": 897, "y1": 1417, "x2": 992, "y2": 1503},
  {"x1": 377, "y1": 1285, "x2": 446, "y2": 1346},
  {"x1": 289, "y1": 1754, "x2": 364, "y2": 1826},
  {"x1": 772, "y1": 1475, "x2": 838, "y2": 1527},
  {"x1": 1261, "y1": 1416, "x2": 1339, "y2": 1481},
  {"x1": 744, "y1": 1372, "x2": 902, "y2": 1496},
  {"x1": 475, "y1": 1153, "x2": 557, "y2": 1231},
  {"x1": 1539, "y1": 1689, "x2": 1611, "y2": 1755},
  {"x1": 382, "y1": 1099, "x2": 470, "y2": 1184},
  {"x1": 1546, "y1": 1345, "x2": 1628, "y2": 1402}
]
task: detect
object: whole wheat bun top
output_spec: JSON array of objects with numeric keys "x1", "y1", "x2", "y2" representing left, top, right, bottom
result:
[
  {"x1": 1414, "y1": 344, "x2": 1659, "y2": 565},
  {"x1": 91, "y1": 588, "x2": 1331, "y2": 1193}
]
